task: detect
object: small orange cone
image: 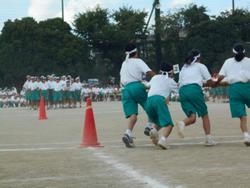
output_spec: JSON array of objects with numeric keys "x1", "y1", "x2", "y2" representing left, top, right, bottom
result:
[
  {"x1": 39, "y1": 96, "x2": 47, "y2": 120},
  {"x1": 80, "y1": 98, "x2": 102, "y2": 148}
]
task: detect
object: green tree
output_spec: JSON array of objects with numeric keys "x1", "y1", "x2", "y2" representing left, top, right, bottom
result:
[{"x1": 0, "y1": 17, "x2": 90, "y2": 88}]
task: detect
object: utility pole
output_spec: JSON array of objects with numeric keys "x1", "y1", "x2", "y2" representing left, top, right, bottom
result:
[
  {"x1": 62, "y1": 0, "x2": 64, "y2": 21},
  {"x1": 154, "y1": 0, "x2": 161, "y2": 71},
  {"x1": 232, "y1": 0, "x2": 235, "y2": 15}
]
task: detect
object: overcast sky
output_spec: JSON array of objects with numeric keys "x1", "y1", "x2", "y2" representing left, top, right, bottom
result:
[{"x1": 0, "y1": 0, "x2": 250, "y2": 31}]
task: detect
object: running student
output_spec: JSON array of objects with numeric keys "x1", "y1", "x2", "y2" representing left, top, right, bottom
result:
[
  {"x1": 216, "y1": 43, "x2": 250, "y2": 146},
  {"x1": 176, "y1": 49, "x2": 216, "y2": 146},
  {"x1": 120, "y1": 43, "x2": 155, "y2": 148},
  {"x1": 146, "y1": 63, "x2": 178, "y2": 149}
]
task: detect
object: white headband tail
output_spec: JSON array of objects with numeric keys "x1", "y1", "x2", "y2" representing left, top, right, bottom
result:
[{"x1": 190, "y1": 54, "x2": 201, "y2": 65}]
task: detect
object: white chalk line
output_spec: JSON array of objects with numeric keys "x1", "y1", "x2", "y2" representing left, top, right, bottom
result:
[
  {"x1": 0, "y1": 175, "x2": 87, "y2": 183},
  {"x1": 0, "y1": 110, "x2": 123, "y2": 118},
  {"x1": 88, "y1": 147, "x2": 182, "y2": 188},
  {"x1": 0, "y1": 147, "x2": 75, "y2": 152},
  {"x1": 0, "y1": 135, "x2": 243, "y2": 147},
  {"x1": 0, "y1": 139, "x2": 245, "y2": 152}
]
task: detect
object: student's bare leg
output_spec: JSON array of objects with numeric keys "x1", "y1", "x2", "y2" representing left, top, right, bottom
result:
[
  {"x1": 158, "y1": 125, "x2": 173, "y2": 149},
  {"x1": 202, "y1": 114, "x2": 211, "y2": 135},
  {"x1": 177, "y1": 113, "x2": 196, "y2": 138}
]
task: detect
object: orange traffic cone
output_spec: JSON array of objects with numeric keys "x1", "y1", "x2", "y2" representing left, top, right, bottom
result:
[
  {"x1": 39, "y1": 96, "x2": 47, "y2": 120},
  {"x1": 80, "y1": 98, "x2": 102, "y2": 148}
]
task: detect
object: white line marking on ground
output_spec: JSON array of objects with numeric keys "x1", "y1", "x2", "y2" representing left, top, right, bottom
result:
[
  {"x1": 0, "y1": 139, "x2": 245, "y2": 152},
  {"x1": 88, "y1": 148, "x2": 180, "y2": 188},
  {"x1": 0, "y1": 147, "x2": 75, "y2": 152},
  {"x1": 0, "y1": 176, "x2": 86, "y2": 183},
  {"x1": 0, "y1": 135, "x2": 243, "y2": 147}
]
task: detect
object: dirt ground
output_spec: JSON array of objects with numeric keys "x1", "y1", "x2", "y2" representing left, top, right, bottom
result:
[{"x1": 0, "y1": 102, "x2": 250, "y2": 188}]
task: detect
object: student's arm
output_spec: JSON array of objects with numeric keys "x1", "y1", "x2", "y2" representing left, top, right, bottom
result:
[
  {"x1": 146, "y1": 71, "x2": 156, "y2": 79},
  {"x1": 203, "y1": 79, "x2": 216, "y2": 87},
  {"x1": 216, "y1": 75, "x2": 229, "y2": 86}
]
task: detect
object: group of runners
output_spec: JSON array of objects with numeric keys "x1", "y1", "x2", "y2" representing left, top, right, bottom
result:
[{"x1": 120, "y1": 43, "x2": 250, "y2": 149}]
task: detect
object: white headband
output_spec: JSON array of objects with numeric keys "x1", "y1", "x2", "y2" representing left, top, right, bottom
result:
[
  {"x1": 190, "y1": 53, "x2": 201, "y2": 65},
  {"x1": 159, "y1": 70, "x2": 169, "y2": 79},
  {"x1": 233, "y1": 48, "x2": 245, "y2": 54},
  {"x1": 125, "y1": 48, "x2": 137, "y2": 62}
]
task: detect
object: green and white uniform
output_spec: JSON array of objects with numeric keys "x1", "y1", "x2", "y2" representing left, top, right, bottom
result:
[
  {"x1": 47, "y1": 79, "x2": 54, "y2": 103},
  {"x1": 23, "y1": 80, "x2": 31, "y2": 101},
  {"x1": 120, "y1": 58, "x2": 151, "y2": 118},
  {"x1": 30, "y1": 81, "x2": 40, "y2": 102},
  {"x1": 40, "y1": 81, "x2": 49, "y2": 101},
  {"x1": 73, "y1": 81, "x2": 82, "y2": 101},
  {"x1": 179, "y1": 62, "x2": 211, "y2": 117},
  {"x1": 219, "y1": 57, "x2": 250, "y2": 118},
  {"x1": 145, "y1": 74, "x2": 178, "y2": 127},
  {"x1": 53, "y1": 81, "x2": 62, "y2": 102}
]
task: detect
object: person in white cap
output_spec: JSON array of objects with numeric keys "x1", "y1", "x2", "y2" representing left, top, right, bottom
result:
[
  {"x1": 73, "y1": 77, "x2": 82, "y2": 108},
  {"x1": 120, "y1": 43, "x2": 155, "y2": 148},
  {"x1": 53, "y1": 77, "x2": 62, "y2": 109},
  {"x1": 47, "y1": 75, "x2": 54, "y2": 109},
  {"x1": 176, "y1": 49, "x2": 216, "y2": 146},
  {"x1": 23, "y1": 75, "x2": 31, "y2": 108},
  {"x1": 145, "y1": 63, "x2": 178, "y2": 149},
  {"x1": 216, "y1": 43, "x2": 250, "y2": 146},
  {"x1": 60, "y1": 76, "x2": 67, "y2": 108},
  {"x1": 39, "y1": 76, "x2": 49, "y2": 107}
]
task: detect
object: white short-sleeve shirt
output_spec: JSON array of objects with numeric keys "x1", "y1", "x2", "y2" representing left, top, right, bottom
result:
[
  {"x1": 219, "y1": 57, "x2": 250, "y2": 84},
  {"x1": 148, "y1": 75, "x2": 178, "y2": 98},
  {"x1": 40, "y1": 82, "x2": 49, "y2": 90},
  {"x1": 120, "y1": 58, "x2": 151, "y2": 85},
  {"x1": 179, "y1": 62, "x2": 211, "y2": 87}
]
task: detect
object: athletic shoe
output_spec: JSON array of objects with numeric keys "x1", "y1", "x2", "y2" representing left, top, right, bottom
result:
[
  {"x1": 157, "y1": 137, "x2": 169, "y2": 150},
  {"x1": 244, "y1": 136, "x2": 250, "y2": 146},
  {"x1": 205, "y1": 137, "x2": 217, "y2": 146},
  {"x1": 122, "y1": 133, "x2": 135, "y2": 148},
  {"x1": 176, "y1": 121, "x2": 185, "y2": 138},
  {"x1": 149, "y1": 128, "x2": 159, "y2": 146},
  {"x1": 144, "y1": 127, "x2": 152, "y2": 136}
]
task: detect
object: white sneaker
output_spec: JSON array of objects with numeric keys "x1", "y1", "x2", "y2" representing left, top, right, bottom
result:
[
  {"x1": 205, "y1": 137, "x2": 217, "y2": 146},
  {"x1": 176, "y1": 121, "x2": 185, "y2": 138},
  {"x1": 244, "y1": 136, "x2": 250, "y2": 146},
  {"x1": 157, "y1": 137, "x2": 169, "y2": 150},
  {"x1": 149, "y1": 128, "x2": 159, "y2": 146},
  {"x1": 122, "y1": 133, "x2": 135, "y2": 148}
]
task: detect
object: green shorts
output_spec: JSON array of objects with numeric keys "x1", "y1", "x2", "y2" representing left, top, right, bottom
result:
[
  {"x1": 75, "y1": 90, "x2": 81, "y2": 101},
  {"x1": 145, "y1": 95, "x2": 174, "y2": 127},
  {"x1": 229, "y1": 82, "x2": 250, "y2": 118},
  {"x1": 121, "y1": 82, "x2": 147, "y2": 118},
  {"x1": 25, "y1": 91, "x2": 31, "y2": 101},
  {"x1": 53, "y1": 91, "x2": 62, "y2": 102},
  {"x1": 48, "y1": 89, "x2": 54, "y2": 102},
  {"x1": 41, "y1": 90, "x2": 48, "y2": 101},
  {"x1": 179, "y1": 84, "x2": 208, "y2": 117},
  {"x1": 31, "y1": 90, "x2": 40, "y2": 101}
]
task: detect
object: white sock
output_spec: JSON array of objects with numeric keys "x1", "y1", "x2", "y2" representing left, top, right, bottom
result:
[
  {"x1": 205, "y1": 134, "x2": 212, "y2": 140},
  {"x1": 243, "y1": 132, "x2": 250, "y2": 138},
  {"x1": 178, "y1": 121, "x2": 185, "y2": 129},
  {"x1": 125, "y1": 129, "x2": 133, "y2": 137},
  {"x1": 160, "y1": 136, "x2": 167, "y2": 141}
]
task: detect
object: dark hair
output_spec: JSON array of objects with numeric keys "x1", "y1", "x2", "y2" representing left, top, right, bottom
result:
[
  {"x1": 160, "y1": 63, "x2": 173, "y2": 72},
  {"x1": 125, "y1": 43, "x2": 137, "y2": 58},
  {"x1": 184, "y1": 49, "x2": 201, "y2": 65},
  {"x1": 233, "y1": 43, "x2": 245, "y2": 62}
]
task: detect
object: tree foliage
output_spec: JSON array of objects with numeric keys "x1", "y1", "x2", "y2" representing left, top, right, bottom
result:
[{"x1": 1, "y1": 4, "x2": 250, "y2": 88}]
